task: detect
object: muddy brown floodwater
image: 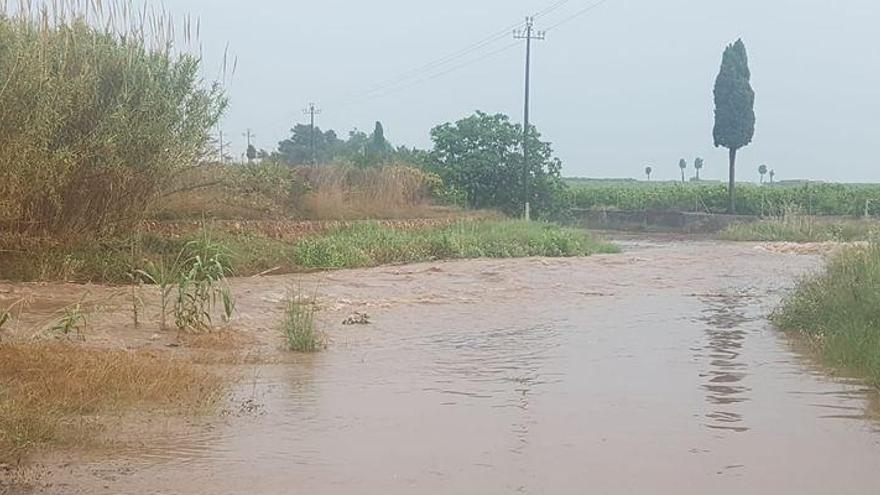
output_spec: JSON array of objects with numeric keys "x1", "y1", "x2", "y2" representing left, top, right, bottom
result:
[{"x1": 16, "y1": 239, "x2": 880, "y2": 494}]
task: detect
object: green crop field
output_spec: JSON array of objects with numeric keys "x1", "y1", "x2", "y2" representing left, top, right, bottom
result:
[{"x1": 566, "y1": 180, "x2": 880, "y2": 216}]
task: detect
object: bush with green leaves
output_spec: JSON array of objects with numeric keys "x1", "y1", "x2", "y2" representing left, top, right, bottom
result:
[
  {"x1": 0, "y1": 2, "x2": 226, "y2": 236},
  {"x1": 425, "y1": 112, "x2": 568, "y2": 219}
]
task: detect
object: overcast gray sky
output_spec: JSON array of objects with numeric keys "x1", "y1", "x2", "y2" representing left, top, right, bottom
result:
[{"x1": 162, "y1": 0, "x2": 878, "y2": 182}]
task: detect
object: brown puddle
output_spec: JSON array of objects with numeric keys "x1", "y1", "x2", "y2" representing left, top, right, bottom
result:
[{"x1": 10, "y1": 240, "x2": 880, "y2": 494}]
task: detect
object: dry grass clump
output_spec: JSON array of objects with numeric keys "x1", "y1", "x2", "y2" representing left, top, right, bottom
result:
[
  {"x1": 0, "y1": 342, "x2": 223, "y2": 464},
  {"x1": 149, "y1": 162, "x2": 445, "y2": 222},
  {"x1": 295, "y1": 164, "x2": 441, "y2": 220}
]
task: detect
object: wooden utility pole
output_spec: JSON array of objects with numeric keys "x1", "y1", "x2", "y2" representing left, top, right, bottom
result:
[
  {"x1": 302, "y1": 103, "x2": 322, "y2": 165},
  {"x1": 514, "y1": 17, "x2": 545, "y2": 221}
]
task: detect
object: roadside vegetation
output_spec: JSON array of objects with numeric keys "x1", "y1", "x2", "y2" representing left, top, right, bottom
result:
[
  {"x1": 720, "y1": 215, "x2": 880, "y2": 243},
  {"x1": 772, "y1": 245, "x2": 880, "y2": 388}
]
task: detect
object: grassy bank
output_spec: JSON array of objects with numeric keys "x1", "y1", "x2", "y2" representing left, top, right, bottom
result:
[
  {"x1": 772, "y1": 245, "x2": 880, "y2": 387},
  {"x1": 0, "y1": 343, "x2": 222, "y2": 464},
  {"x1": 293, "y1": 221, "x2": 617, "y2": 269},
  {"x1": 0, "y1": 221, "x2": 617, "y2": 283},
  {"x1": 719, "y1": 216, "x2": 880, "y2": 242}
]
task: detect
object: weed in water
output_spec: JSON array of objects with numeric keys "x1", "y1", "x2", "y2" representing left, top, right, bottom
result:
[
  {"x1": 773, "y1": 244, "x2": 880, "y2": 387},
  {"x1": 173, "y1": 254, "x2": 235, "y2": 333},
  {"x1": 136, "y1": 256, "x2": 182, "y2": 331},
  {"x1": 281, "y1": 292, "x2": 322, "y2": 353},
  {"x1": 47, "y1": 297, "x2": 89, "y2": 340}
]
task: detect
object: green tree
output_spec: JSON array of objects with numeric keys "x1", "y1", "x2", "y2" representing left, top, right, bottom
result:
[
  {"x1": 713, "y1": 39, "x2": 756, "y2": 213},
  {"x1": 246, "y1": 144, "x2": 257, "y2": 163},
  {"x1": 645, "y1": 166, "x2": 653, "y2": 181},
  {"x1": 694, "y1": 157, "x2": 704, "y2": 181},
  {"x1": 426, "y1": 111, "x2": 565, "y2": 218},
  {"x1": 758, "y1": 164, "x2": 768, "y2": 184},
  {"x1": 363, "y1": 121, "x2": 393, "y2": 166},
  {"x1": 275, "y1": 125, "x2": 342, "y2": 164},
  {"x1": 679, "y1": 159, "x2": 687, "y2": 183}
]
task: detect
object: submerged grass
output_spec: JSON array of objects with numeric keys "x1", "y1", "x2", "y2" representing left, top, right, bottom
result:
[
  {"x1": 0, "y1": 342, "x2": 223, "y2": 464},
  {"x1": 720, "y1": 216, "x2": 880, "y2": 243},
  {"x1": 1, "y1": 221, "x2": 617, "y2": 283},
  {"x1": 294, "y1": 221, "x2": 619, "y2": 269},
  {"x1": 281, "y1": 292, "x2": 322, "y2": 353},
  {"x1": 772, "y1": 244, "x2": 880, "y2": 388}
]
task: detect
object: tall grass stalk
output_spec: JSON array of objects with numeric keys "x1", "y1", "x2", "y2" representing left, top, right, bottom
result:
[
  {"x1": 0, "y1": 0, "x2": 226, "y2": 236},
  {"x1": 281, "y1": 291, "x2": 321, "y2": 353}
]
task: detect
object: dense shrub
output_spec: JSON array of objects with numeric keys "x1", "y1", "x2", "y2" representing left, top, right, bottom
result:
[{"x1": 0, "y1": 4, "x2": 226, "y2": 236}]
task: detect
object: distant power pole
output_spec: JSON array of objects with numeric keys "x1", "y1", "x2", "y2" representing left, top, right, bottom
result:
[
  {"x1": 515, "y1": 17, "x2": 545, "y2": 221},
  {"x1": 303, "y1": 103, "x2": 322, "y2": 165},
  {"x1": 243, "y1": 128, "x2": 255, "y2": 163}
]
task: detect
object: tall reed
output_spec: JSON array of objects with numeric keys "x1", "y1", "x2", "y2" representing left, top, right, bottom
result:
[{"x1": 0, "y1": 0, "x2": 226, "y2": 236}]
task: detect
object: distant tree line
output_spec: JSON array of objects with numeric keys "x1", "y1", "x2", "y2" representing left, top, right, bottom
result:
[
  {"x1": 259, "y1": 111, "x2": 568, "y2": 220},
  {"x1": 267, "y1": 121, "x2": 423, "y2": 168}
]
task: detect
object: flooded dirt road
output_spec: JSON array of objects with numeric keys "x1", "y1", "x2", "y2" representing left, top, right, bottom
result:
[{"x1": 19, "y1": 240, "x2": 880, "y2": 494}]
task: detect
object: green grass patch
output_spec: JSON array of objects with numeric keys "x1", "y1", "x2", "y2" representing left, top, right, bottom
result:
[
  {"x1": 0, "y1": 221, "x2": 617, "y2": 283},
  {"x1": 280, "y1": 292, "x2": 322, "y2": 353},
  {"x1": 293, "y1": 221, "x2": 618, "y2": 269},
  {"x1": 570, "y1": 181, "x2": 880, "y2": 216},
  {"x1": 720, "y1": 217, "x2": 880, "y2": 243},
  {"x1": 772, "y1": 245, "x2": 880, "y2": 387}
]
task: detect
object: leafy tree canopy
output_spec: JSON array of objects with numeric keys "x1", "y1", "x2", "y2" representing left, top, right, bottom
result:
[
  {"x1": 713, "y1": 39, "x2": 756, "y2": 151},
  {"x1": 273, "y1": 121, "x2": 400, "y2": 167},
  {"x1": 425, "y1": 111, "x2": 566, "y2": 218}
]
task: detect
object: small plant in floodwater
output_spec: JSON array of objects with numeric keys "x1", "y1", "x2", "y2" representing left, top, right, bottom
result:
[
  {"x1": 48, "y1": 297, "x2": 89, "y2": 340},
  {"x1": 281, "y1": 291, "x2": 322, "y2": 353},
  {"x1": 172, "y1": 233, "x2": 236, "y2": 333},
  {"x1": 136, "y1": 254, "x2": 186, "y2": 331}
]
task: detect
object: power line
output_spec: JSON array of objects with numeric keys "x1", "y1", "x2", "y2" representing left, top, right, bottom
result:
[
  {"x1": 346, "y1": 24, "x2": 520, "y2": 101},
  {"x1": 342, "y1": 0, "x2": 582, "y2": 104},
  {"x1": 544, "y1": 0, "x2": 612, "y2": 31},
  {"x1": 533, "y1": 0, "x2": 573, "y2": 18},
  {"x1": 335, "y1": 0, "x2": 614, "y2": 108},
  {"x1": 346, "y1": 41, "x2": 521, "y2": 107}
]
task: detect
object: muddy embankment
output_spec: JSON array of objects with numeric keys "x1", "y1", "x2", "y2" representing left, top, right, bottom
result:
[{"x1": 3, "y1": 239, "x2": 880, "y2": 495}]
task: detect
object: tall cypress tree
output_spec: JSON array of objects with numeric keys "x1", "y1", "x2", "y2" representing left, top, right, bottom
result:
[{"x1": 713, "y1": 39, "x2": 756, "y2": 214}]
